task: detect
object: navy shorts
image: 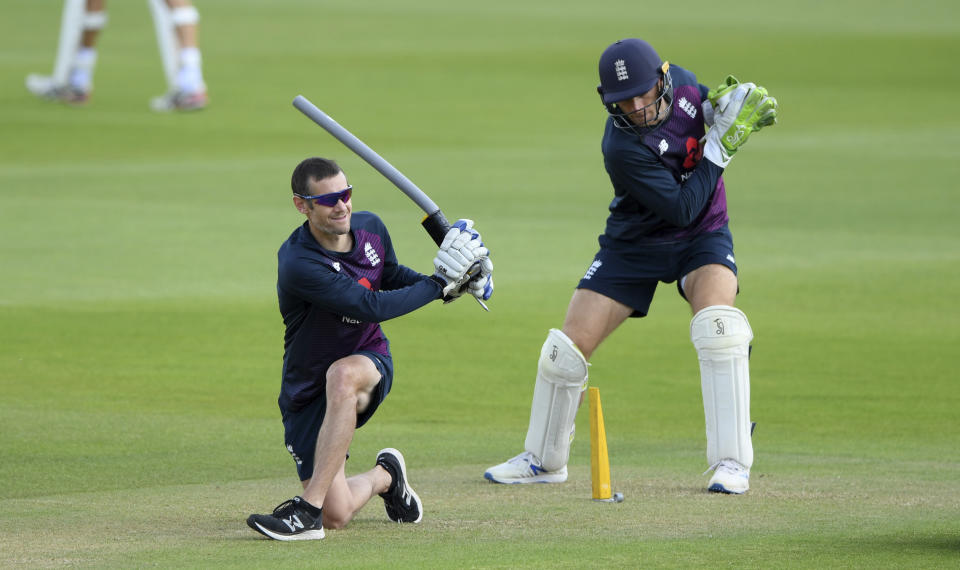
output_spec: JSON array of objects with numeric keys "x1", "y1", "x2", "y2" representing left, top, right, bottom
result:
[
  {"x1": 280, "y1": 350, "x2": 393, "y2": 481},
  {"x1": 577, "y1": 227, "x2": 737, "y2": 318}
]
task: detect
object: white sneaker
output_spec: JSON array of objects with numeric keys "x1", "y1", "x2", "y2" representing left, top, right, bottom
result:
[
  {"x1": 25, "y1": 74, "x2": 89, "y2": 105},
  {"x1": 150, "y1": 90, "x2": 208, "y2": 112},
  {"x1": 484, "y1": 451, "x2": 567, "y2": 484},
  {"x1": 707, "y1": 458, "x2": 750, "y2": 494},
  {"x1": 26, "y1": 74, "x2": 56, "y2": 95}
]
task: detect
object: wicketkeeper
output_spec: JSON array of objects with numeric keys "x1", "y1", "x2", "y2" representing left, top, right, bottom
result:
[
  {"x1": 484, "y1": 38, "x2": 777, "y2": 494},
  {"x1": 246, "y1": 157, "x2": 492, "y2": 540}
]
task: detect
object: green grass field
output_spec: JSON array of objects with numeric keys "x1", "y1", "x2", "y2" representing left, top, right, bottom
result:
[{"x1": 2, "y1": 0, "x2": 958, "y2": 567}]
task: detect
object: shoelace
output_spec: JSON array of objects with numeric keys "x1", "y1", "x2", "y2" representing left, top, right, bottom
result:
[
  {"x1": 509, "y1": 452, "x2": 534, "y2": 465},
  {"x1": 703, "y1": 460, "x2": 746, "y2": 477},
  {"x1": 272, "y1": 498, "x2": 297, "y2": 516}
]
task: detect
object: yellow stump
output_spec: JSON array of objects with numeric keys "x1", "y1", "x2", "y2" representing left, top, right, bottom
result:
[{"x1": 589, "y1": 386, "x2": 612, "y2": 500}]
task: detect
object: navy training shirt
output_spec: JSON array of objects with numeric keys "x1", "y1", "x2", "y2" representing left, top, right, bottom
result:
[
  {"x1": 600, "y1": 64, "x2": 728, "y2": 245},
  {"x1": 277, "y1": 211, "x2": 442, "y2": 411}
]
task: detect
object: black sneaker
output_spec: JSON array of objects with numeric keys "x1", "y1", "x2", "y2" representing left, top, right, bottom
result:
[
  {"x1": 246, "y1": 496, "x2": 325, "y2": 541},
  {"x1": 376, "y1": 448, "x2": 423, "y2": 523}
]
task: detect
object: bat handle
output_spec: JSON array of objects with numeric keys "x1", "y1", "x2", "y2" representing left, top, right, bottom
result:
[{"x1": 421, "y1": 210, "x2": 450, "y2": 246}]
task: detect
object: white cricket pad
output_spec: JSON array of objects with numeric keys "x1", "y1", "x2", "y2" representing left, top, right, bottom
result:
[
  {"x1": 691, "y1": 305, "x2": 753, "y2": 469},
  {"x1": 524, "y1": 329, "x2": 589, "y2": 472}
]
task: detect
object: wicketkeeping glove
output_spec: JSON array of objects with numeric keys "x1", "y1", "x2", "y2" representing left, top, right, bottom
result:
[
  {"x1": 703, "y1": 80, "x2": 779, "y2": 168},
  {"x1": 750, "y1": 87, "x2": 778, "y2": 131},
  {"x1": 707, "y1": 75, "x2": 742, "y2": 112}
]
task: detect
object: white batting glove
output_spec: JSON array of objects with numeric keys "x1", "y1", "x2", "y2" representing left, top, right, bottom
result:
[
  {"x1": 468, "y1": 273, "x2": 494, "y2": 301},
  {"x1": 466, "y1": 242, "x2": 493, "y2": 301},
  {"x1": 439, "y1": 219, "x2": 474, "y2": 250},
  {"x1": 433, "y1": 220, "x2": 483, "y2": 300},
  {"x1": 433, "y1": 220, "x2": 495, "y2": 303},
  {"x1": 434, "y1": 226, "x2": 481, "y2": 281}
]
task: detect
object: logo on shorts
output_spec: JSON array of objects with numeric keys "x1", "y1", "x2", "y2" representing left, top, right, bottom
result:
[
  {"x1": 726, "y1": 254, "x2": 736, "y2": 264},
  {"x1": 331, "y1": 262, "x2": 341, "y2": 272},
  {"x1": 286, "y1": 444, "x2": 303, "y2": 466},
  {"x1": 583, "y1": 260, "x2": 602, "y2": 280}
]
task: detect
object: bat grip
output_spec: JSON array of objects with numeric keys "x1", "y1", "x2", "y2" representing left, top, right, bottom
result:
[{"x1": 421, "y1": 210, "x2": 451, "y2": 246}]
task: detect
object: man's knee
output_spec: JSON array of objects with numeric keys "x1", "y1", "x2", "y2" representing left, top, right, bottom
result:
[
  {"x1": 684, "y1": 264, "x2": 738, "y2": 312},
  {"x1": 561, "y1": 290, "x2": 631, "y2": 359},
  {"x1": 326, "y1": 358, "x2": 378, "y2": 404},
  {"x1": 559, "y1": 327, "x2": 597, "y2": 360},
  {"x1": 322, "y1": 511, "x2": 353, "y2": 530},
  {"x1": 325, "y1": 362, "x2": 363, "y2": 400}
]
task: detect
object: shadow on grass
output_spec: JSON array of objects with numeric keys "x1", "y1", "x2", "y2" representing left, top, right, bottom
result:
[{"x1": 857, "y1": 532, "x2": 960, "y2": 554}]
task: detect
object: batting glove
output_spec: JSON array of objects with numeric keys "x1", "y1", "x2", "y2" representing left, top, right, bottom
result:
[
  {"x1": 468, "y1": 273, "x2": 494, "y2": 301},
  {"x1": 433, "y1": 219, "x2": 489, "y2": 301},
  {"x1": 466, "y1": 247, "x2": 494, "y2": 301}
]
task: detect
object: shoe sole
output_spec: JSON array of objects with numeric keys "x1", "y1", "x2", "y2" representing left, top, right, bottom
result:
[
  {"x1": 378, "y1": 447, "x2": 423, "y2": 523},
  {"x1": 26, "y1": 88, "x2": 89, "y2": 105},
  {"x1": 483, "y1": 470, "x2": 568, "y2": 484},
  {"x1": 247, "y1": 518, "x2": 325, "y2": 541},
  {"x1": 150, "y1": 94, "x2": 208, "y2": 112},
  {"x1": 707, "y1": 482, "x2": 748, "y2": 495}
]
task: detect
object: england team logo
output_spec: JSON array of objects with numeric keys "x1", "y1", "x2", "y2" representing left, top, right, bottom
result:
[
  {"x1": 678, "y1": 96, "x2": 698, "y2": 118},
  {"x1": 614, "y1": 59, "x2": 628, "y2": 81},
  {"x1": 364, "y1": 242, "x2": 380, "y2": 266}
]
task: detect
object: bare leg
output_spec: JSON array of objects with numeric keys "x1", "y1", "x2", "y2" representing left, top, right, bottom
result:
[
  {"x1": 682, "y1": 263, "x2": 738, "y2": 312},
  {"x1": 300, "y1": 355, "x2": 382, "y2": 511},
  {"x1": 165, "y1": 0, "x2": 198, "y2": 47},
  {"x1": 308, "y1": 460, "x2": 392, "y2": 529},
  {"x1": 561, "y1": 288, "x2": 634, "y2": 359},
  {"x1": 81, "y1": 0, "x2": 105, "y2": 47},
  {"x1": 150, "y1": 0, "x2": 206, "y2": 109}
]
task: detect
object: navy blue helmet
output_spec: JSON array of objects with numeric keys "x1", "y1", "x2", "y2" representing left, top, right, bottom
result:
[{"x1": 597, "y1": 38, "x2": 674, "y2": 135}]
